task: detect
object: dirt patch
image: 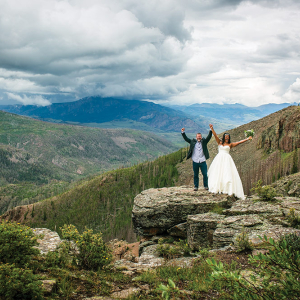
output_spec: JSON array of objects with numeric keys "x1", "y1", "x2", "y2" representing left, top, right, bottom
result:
[
  {"x1": 111, "y1": 137, "x2": 137, "y2": 150},
  {"x1": 109, "y1": 239, "x2": 140, "y2": 261},
  {"x1": 213, "y1": 250, "x2": 252, "y2": 270}
]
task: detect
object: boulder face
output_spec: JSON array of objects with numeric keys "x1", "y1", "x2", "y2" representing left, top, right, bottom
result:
[
  {"x1": 132, "y1": 186, "x2": 300, "y2": 250},
  {"x1": 132, "y1": 186, "x2": 233, "y2": 236}
]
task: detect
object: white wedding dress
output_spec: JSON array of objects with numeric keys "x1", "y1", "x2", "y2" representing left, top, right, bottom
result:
[{"x1": 208, "y1": 145, "x2": 245, "y2": 200}]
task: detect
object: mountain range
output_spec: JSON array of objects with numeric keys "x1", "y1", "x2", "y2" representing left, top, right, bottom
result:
[
  {"x1": 0, "y1": 97, "x2": 206, "y2": 133},
  {"x1": 1, "y1": 97, "x2": 297, "y2": 136},
  {"x1": 167, "y1": 102, "x2": 299, "y2": 127}
]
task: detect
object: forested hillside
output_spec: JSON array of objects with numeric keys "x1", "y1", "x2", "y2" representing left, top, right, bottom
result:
[
  {"x1": 1, "y1": 149, "x2": 186, "y2": 242},
  {"x1": 0, "y1": 110, "x2": 178, "y2": 214}
]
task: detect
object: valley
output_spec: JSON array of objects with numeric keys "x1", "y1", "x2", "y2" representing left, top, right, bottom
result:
[{"x1": 0, "y1": 110, "x2": 178, "y2": 215}]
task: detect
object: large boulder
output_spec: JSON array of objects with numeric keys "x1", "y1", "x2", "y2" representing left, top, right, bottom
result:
[{"x1": 132, "y1": 186, "x2": 233, "y2": 236}]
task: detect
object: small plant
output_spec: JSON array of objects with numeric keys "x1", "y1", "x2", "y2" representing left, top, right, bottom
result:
[
  {"x1": 157, "y1": 244, "x2": 181, "y2": 259},
  {"x1": 287, "y1": 208, "x2": 300, "y2": 228},
  {"x1": 234, "y1": 227, "x2": 253, "y2": 252},
  {"x1": 0, "y1": 263, "x2": 43, "y2": 300},
  {"x1": 60, "y1": 224, "x2": 112, "y2": 270},
  {"x1": 210, "y1": 204, "x2": 225, "y2": 214},
  {"x1": 251, "y1": 179, "x2": 277, "y2": 201},
  {"x1": 197, "y1": 246, "x2": 211, "y2": 259},
  {"x1": 157, "y1": 244, "x2": 176, "y2": 259},
  {"x1": 157, "y1": 278, "x2": 179, "y2": 300},
  {"x1": 174, "y1": 239, "x2": 192, "y2": 256},
  {"x1": 158, "y1": 238, "x2": 164, "y2": 245},
  {"x1": 165, "y1": 236, "x2": 175, "y2": 243},
  {"x1": 0, "y1": 221, "x2": 39, "y2": 267}
]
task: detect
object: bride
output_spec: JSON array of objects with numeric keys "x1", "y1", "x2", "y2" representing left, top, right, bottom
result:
[{"x1": 208, "y1": 124, "x2": 252, "y2": 200}]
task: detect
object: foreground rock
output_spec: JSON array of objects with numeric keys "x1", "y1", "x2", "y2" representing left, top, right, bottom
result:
[
  {"x1": 33, "y1": 228, "x2": 62, "y2": 254},
  {"x1": 132, "y1": 186, "x2": 300, "y2": 251},
  {"x1": 132, "y1": 186, "x2": 234, "y2": 236}
]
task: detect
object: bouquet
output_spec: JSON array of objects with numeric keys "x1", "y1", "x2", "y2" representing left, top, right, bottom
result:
[{"x1": 244, "y1": 129, "x2": 255, "y2": 139}]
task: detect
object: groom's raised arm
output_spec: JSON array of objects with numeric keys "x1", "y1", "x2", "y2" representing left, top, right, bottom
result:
[{"x1": 181, "y1": 128, "x2": 191, "y2": 144}]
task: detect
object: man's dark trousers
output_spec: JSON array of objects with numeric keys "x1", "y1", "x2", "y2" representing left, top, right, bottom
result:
[{"x1": 193, "y1": 161, "x2": 208, "y2": 188}]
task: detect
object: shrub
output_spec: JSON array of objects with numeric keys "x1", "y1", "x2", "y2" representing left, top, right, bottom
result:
[
  {"x1": 278, "y1": 232, "x2": 300, "y2": 255},
  {"x1": 287, "y1": 208, "x2": 300, "y2": 228},
  {"x1": 60, "y1": 224, "x2": 112, "y2": 270},
  {"x1": 251, "y1": 179, "x2": 277, "y2": 201},
  {"x1": 0, "y1": 221, "x2": 39, "y2": 267},
  {"x1": 44, "y1": 241, "x2": 73, "y2": 269},
  {"x1": 207, "y1": 235, "x2": 300, "y2": 300},
  {"x1": 157, "y1": 244, "x2": 181, "y2": 259},
  {"x1": 197, "y1": 246, "x2": 211, "y2": 259},
  {"x1": 174, "y1": 239, "x2": 192, "y2": 256},
  {"x1": 0, "y1": 263, "x2": 43, "y2": 300},
  {"x1": 234, "y1": 227, "x2": 253, "y2": 252},
  {"x1": 157, "y1": 239, "x2": 192, "y2": 259}
]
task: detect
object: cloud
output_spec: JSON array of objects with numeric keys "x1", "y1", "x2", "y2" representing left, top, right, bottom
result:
[
  {"x1": 6, "y1": 93, "x2": 51, "y2": 106},
  {"x1": 283, "y1": 78, "x2": 300, "y2": 102},
  {"x1": 0, "y1": 0, "x2": 299, "y2": 106}
]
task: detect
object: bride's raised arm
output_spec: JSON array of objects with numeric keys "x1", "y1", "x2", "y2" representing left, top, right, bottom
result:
[
  {"x1": 209, "y1": 124, "x2": 221, "y2": 144},
  {"x1": 230, "y1": 136, "x2": 252, "y2": 148}
]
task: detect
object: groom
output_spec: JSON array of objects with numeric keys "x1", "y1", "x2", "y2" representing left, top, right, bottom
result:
[{"x1": 181, "y1": 127, "x2": 212, "y2": 191}]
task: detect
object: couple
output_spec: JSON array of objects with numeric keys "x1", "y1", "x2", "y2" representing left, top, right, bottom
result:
[{"x1": 181, "y1": 124, "x2": 252, "y2": 200}]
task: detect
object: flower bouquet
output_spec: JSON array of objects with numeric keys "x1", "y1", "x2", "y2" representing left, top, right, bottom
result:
[{"x1": 244, "y1": 129, "x2": 255, "y2": 139}]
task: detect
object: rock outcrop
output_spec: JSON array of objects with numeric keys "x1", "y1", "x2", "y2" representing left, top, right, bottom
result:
[
  {"x1": 257, "y1": 108, "x2": 300, "y2": 153},
  {"x1": 271, "y1": 172, "x2": 300, "y2": 197},
  {"x1": 132, "y1": 186, "x2": 234, "y2": 236},
  {"x1": 132, "y1": 186, "x2": 300, "y2": 251}
]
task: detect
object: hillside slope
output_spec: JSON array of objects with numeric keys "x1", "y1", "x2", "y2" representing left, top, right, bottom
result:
[
  {"x1": 0, "y1": 111, "x2": 178, "y2": 214},
  {"x1": 0, "y1": 110, "x2": 177, "y2": 181}
]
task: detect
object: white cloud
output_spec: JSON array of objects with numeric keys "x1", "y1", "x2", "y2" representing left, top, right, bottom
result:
[
  {"x1": 283, "y1": 78, "x2": 300, "y2": 102},
  {"x1": 6, "y1": 93, "x2": 51, "y2": 106}
]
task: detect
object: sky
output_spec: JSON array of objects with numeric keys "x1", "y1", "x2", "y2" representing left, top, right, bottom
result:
[{"x1": 0, "y1": 0, "x2": 300, "y2": 107}]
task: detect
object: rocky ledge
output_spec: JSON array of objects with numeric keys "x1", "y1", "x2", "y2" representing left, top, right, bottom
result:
[{"x1": 132, "y1": 186, "x2": 300, "y2": 250}]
